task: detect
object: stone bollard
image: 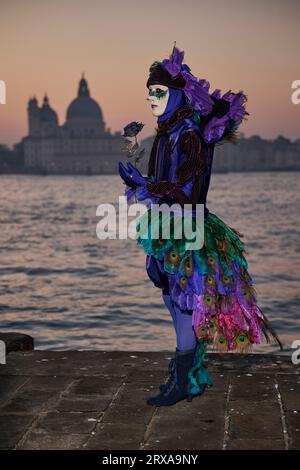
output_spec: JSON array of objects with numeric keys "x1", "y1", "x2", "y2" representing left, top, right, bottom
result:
[{"x1": 0, "y1": 332, "x2": 34, "y2": 357}]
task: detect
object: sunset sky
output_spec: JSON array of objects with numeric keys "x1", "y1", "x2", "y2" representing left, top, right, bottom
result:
[{"x1": 0, "y1": 0, "x2": 299, "y2": 147}]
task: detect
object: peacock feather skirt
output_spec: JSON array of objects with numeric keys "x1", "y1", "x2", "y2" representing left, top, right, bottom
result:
[{"x1": 136, "y1": 208, "x2": 281, "y2": 353}]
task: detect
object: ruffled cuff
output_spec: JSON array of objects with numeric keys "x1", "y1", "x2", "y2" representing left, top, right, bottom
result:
[
  {"x1": 187, "y1": 341, "x2": 213, "y2": 397},
  {"x1": 124, "y1": 183, "x2": 160, "y2": 207},
  {"x1": 124, "y1": 185, "x2": 136, "y2": 204}
]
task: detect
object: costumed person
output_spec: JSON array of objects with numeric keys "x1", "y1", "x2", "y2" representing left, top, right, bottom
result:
[{"x1": 118, "y1": 43, "x2": 282, "y2": 407}]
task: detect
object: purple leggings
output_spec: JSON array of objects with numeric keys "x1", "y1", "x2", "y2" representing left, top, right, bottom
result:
[{"x1": 162, "y1": 293, "x2": 197, "y2": 351}]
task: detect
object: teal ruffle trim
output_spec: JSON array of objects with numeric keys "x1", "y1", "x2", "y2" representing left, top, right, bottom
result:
[{"x1": 188, "y1": 341, "x2": 213, "y2": 396}]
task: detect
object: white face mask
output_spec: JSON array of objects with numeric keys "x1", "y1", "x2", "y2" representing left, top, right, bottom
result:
[{"x1": 147, "y1": 84, "x2": 169, "y2": 117}]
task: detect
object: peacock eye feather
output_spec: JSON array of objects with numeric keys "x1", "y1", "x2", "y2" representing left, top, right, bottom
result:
[
  {"x1": 235, "y1": 333, "x2": 250, "y2": 349},
  {"x1": 180, "y1": 276, "x2": 187, "y2": 289},
  {"x1": 243, "y1": 290, "x2": 252, "y2": 302},
  {"x1": 196, "y1": 324, "x2": 207, "y2": 338},
  {"x1": 216, "y1": 336, "x2": 228, "y2": 350},
  {"x1": 167, "y1": 248, "x2": 181, "y2": 266},
  {"x1": 216, "y1": 239, "x2": 226, "y2": 251},
  {"x1": 204, "y1": 295, "x2": 213, "y2": 307},
  {"x1": 206, "y1": 275, "x2": 215, "y2": 285},
  {"x1": 184, "y1": 257, "x2": 193, "y2": 277}
]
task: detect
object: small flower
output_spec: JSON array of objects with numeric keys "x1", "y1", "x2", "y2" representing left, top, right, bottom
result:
[
  {"x1": 123, "y1": 121, "x2": 144, "y2": 138},
  {"x1": 121, "y1": 120, "x2": 146, "y2": 169}
]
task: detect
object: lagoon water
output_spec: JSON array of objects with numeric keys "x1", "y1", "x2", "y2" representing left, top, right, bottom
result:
[{"x1": 0, "y1": 172, "x2": 299, "y2": 353}]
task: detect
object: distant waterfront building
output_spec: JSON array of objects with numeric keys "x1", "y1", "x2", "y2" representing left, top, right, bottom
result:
[
  {"x1": 1, "y1": 80, "x2": 299, "y2": 174},
  {"x1": 23, "y1": 75, "x2": 123, "y2": 174},
  {"x1": 211, "y1": 135, "x2": 300, "y2": 172},
  {"x1": 140, "y1": 134, "x2": 300, "y2": 173}
]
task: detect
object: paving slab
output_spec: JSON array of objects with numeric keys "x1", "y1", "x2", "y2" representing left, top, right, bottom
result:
[{"x1": 0, "y1": 348, "x2": 299, "y2": 450}]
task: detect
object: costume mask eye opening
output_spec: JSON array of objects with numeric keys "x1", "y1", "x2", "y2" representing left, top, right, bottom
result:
[{"x1": 148, "y1": 87, "x2": 168, "y2": 100}]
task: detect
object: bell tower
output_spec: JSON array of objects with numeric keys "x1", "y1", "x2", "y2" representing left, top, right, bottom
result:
[{"x1": 27, "y1": 95, "x2": 40, "y2": 136}]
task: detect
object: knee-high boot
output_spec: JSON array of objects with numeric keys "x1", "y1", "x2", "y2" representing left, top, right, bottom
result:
[
  {"x1": 146, "y1": 346, "x2": 196, "y2": 406},
  {"x1": 146, "y1": 341, "x2": 213, "y2": 406}
]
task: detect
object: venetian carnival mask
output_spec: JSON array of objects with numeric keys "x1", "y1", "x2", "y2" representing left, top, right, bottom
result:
[{"x1": 147, "y1": 84, "x2": 169, "y2": 117}]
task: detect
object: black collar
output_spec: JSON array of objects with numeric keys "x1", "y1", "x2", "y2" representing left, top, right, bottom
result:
[{"x1": 156, "y1": 104, "x2": 194, "y2": 133}]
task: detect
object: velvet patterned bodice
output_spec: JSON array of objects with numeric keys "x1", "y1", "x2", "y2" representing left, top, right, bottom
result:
[{"x1": 147, "y1": 104, "x2": 215, "y2": 210}]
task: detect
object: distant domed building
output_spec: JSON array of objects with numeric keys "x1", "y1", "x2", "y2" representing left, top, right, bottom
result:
[{"x1": 23, "y1": 75, "x2": 123, "y2": 174}]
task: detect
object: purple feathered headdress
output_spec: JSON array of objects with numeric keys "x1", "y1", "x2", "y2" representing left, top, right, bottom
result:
[
  {"x1": 160, "y1": 44, "x2": 214, "y2": 116},
  {"x1": 155, "y1": 43, "x2": 249, "y2": 144}
]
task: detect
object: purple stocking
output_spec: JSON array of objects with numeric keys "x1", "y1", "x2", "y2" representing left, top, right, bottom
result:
[{"x1": 162, "y1": 293, "x2": 197, "y2": 351}]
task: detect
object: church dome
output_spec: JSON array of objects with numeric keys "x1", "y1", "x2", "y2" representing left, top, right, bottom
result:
[{"x1": 66, "y1": 76, "x2": 103, "y2": 122}]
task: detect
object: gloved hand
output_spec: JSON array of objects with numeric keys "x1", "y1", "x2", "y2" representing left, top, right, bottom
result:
[
  {"x1": 119, "y1": 161, "x2": 160, "y2": 204},
  {"x1": 119, "y1": 161, "x2": 136, "y2": 188},
  {"x1": 119, "y1": 161, "x2": 147, "y2": 188}
]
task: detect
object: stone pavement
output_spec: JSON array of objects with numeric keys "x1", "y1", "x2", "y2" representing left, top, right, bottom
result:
[{"x1": 0, "y1": 347, "x2": 300, "y2": 450}]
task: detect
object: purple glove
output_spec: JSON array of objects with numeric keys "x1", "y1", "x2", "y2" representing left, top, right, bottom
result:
[
  {"x1": 119, "y1": 161, "x2": 159, "y2": 204},
  {"x1": 119, "y1": 161, "x2": 150, "y2": 187},
  {"x1": 119, "y1": 161, "x2": 137, "y2": 188}
]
